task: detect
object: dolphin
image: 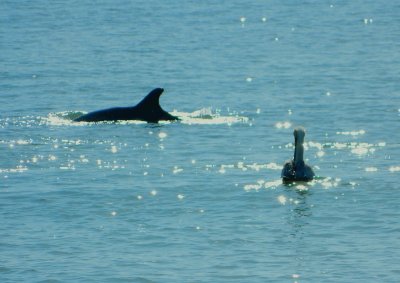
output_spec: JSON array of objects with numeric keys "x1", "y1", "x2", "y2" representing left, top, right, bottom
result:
[
  {"x1": 74, "y1": 88, "x2": 179, "y2": 123},
  {"x1": 281, "y1": 127, "x2": 315, "y2": 183}
]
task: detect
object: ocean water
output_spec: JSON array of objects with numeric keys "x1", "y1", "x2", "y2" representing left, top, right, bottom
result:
[{"x1": 1, "y1": 0, "x2": 400, "y2": 282}]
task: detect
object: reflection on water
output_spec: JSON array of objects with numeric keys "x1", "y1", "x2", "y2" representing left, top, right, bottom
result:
[
  {"x1": 283, "y1": 185, "x2": 313, "y2": 283},
  {"x1": 283, "y1": 185, "x2": 312, "y2": 235},
  {"x1": 244, "y1": 177, "x2": 348, "y2": 193}
]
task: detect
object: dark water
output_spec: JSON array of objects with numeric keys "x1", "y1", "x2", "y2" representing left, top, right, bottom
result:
[{"x1": 1, "y1": 1, "x2": 400, "y2": 282}]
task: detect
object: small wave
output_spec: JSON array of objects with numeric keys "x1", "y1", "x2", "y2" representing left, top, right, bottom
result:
[
  {"x1": 0, "y1": 165, "x2": 28, "y2": 174},
  {"x1": 336, "y1": 130, "x2": 366, "y2": 136},
  {"x1": 275, "y1": 121, "x2": 292, "y2": 129},
  {"x1": 243, "y1": 176, "x2": 354, "y2": 192},
  {"x1": 44, "y1": 111, "x2": 82, "y2": 126},
  {"x1": 206, "y1": 162, "x2": 282, "y2": 174},
  {"x1": 322, "y1": 141, "x2": 386, "y2": 156},
  {"x1": 389, "y1": 166, "x2": 400, "y2": 172},
  {"x1": 44, "y1": 112, "x2": 147, "y2": 126},
  {"x1": 244, "y1": 179, "x2": 282, "y2": 191},
  {"x1": 172, "y1": 108, "x2": 249, "y2": 125}
]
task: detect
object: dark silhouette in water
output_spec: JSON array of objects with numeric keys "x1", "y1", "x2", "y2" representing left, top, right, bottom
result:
[
  {"x1": 74, "y1": 88, "x2": 179, "y2": 123},
  {"x1": 281, "y1": 127, "x2": 315, "y2": 183}
]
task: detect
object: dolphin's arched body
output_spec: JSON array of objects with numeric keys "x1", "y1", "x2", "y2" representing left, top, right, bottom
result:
[
  {"x1": 74, "y1": 88, "x2": 179, "y2": 123},
  {"x1": 281, "y1": 127, "x2": 315, "y2": 183}
]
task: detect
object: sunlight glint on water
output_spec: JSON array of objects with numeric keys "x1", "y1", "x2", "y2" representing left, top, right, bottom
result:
[{"x1": 1, "y1": 1, "x2": 400, "y2": 282}]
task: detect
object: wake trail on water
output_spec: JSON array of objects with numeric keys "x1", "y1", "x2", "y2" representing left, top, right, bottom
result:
[{"x1": 43, "y1": 107, "x2": 250, "y2": 126}]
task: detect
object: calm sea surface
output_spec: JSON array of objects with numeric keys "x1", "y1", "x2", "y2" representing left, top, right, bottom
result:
[{"x1": 1, "y1": 1, "x2": 400, "y2": 282}]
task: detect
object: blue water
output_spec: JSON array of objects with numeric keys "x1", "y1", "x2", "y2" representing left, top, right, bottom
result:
[{"x1": 1, "y1": 1, "x2": 400, "y2": 282}]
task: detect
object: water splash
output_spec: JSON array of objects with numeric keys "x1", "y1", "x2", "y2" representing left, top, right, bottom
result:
[
  {"x1": 45, "y1": 112, "x2": 83, "y2": 126},
  {"x1": 244, "y1": 179, "x2": 282, "y2": 191},
  {"x1": 172, "y1": 108, "x2": 249, "y2": 125},
  {"x1": 336, "y1": 130, "x2": 365, "y2": 136},
  {"x1": 365, "y1": 167, "x2": 378, "y2": 172},
  {"x1": 244, "y1": 176, "x2": 353, "y2": 192},
  {"x1": 0, "y1": 165, "x2": 28, "y2": 174},
  {"x1": 45, "y1": 112, "x2": 148, "y2": 126},
  {"x1": 323, "y1": 140, "x2": 386, "y2": 156},
  {"x1": 173, "y1": 166, "x2": 184, "y2": 174},
  {"x1": 42, "y1": 109, "x2": 249, "y2": 126},
  {"x1": 275, "y1": 121, "x2": 292, "y2": 129},
  {"x1": 389, "y1": 166, "x2": 400, "y2": 172},
  {"x1": 277, "y1": 195, "x2": 287, "y2": 205},
  {"x1": 213, "y1": 162, "x2": 282, "y2": 175}
]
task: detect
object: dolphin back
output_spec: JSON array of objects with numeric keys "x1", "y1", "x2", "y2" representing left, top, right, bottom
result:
[
  {"x1": 73, "y1": 88, "x2": 179, "y2": 123},
  {"x1": 74, "y1": 107, "x2": 130, "y2": 122}
]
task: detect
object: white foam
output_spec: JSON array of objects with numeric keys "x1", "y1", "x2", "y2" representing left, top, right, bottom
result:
[
  {"x1": 45, "y1": 112, "x2": 148, "y2": 126},
  {"x1": 327, "y1": 141, "x2": 385, "y2": 156},
  {"x1": 364, "y1": 18, "x2": 373, "y2": 24},
  {"x1": 45, "y1": 112, "x2": 77, "y2": 126},
  {"x1": 264, "y1": 179, "x2": 282, "y2": 189},
  {"x1": 319, "y1": 177, "x2": 340, "y2": 189},
  {"x1": 218, "y1": 167, "x2": 226, "y2": 174},
  {"x1": 44, "y1": 109, "x2": 249, "y2": 126},
  {"x1": 173, "y1": 166, "x2": 183, "y2": 174},
  {"x1": 307, "y1": 141, "x2": 323, "y2": 151},
  {"x1": 210, "y1": 162, "x2": 282, "y2": 174},
  {"x1": 244, "y1": 184, "x2": 261, "y2": 191},
  {"x1": 336, "y1": 130, "x2": 365, "y2": 136},
  {"x1": 277, "y1": 195, "x2": 287, "y2": 205},
  {"x1": 275, "y1": 121, "x2": 292, "y2": 129},
  {"x1": 48, "y1": 155, "x2": 57, "y2": 161},
  {"x1": 0, "y1": 165, "x2": 28, "y2": 174},
  {"x1": 16, "y1": 139, "x2": 32, "y2": 145},
  {"x1": 389, "y1": 166, "x2": 400, "y2": 172},
  {"x1": 244, "y1": 179, "x2": 281, "y2": 191},
  {"x1": 295, "y1": 184, "x2": 308, "y2": 191},
  {"x1": 172, "y1": 108, "x2": 249, "y2": 125},
  {"x1": 244, "y1": 180, "x2": 265, "y2": 191},
  {"x1": 351, "y1": 147, "x2": 369, "y2": 155},
  {"x1": 331, "y1": 142, "x2": 347, "y2": 149}
]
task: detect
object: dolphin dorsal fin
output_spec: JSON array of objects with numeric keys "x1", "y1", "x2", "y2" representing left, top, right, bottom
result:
[{"x1": 135, "y1": 88, "x2": 164, "y2": 110}]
